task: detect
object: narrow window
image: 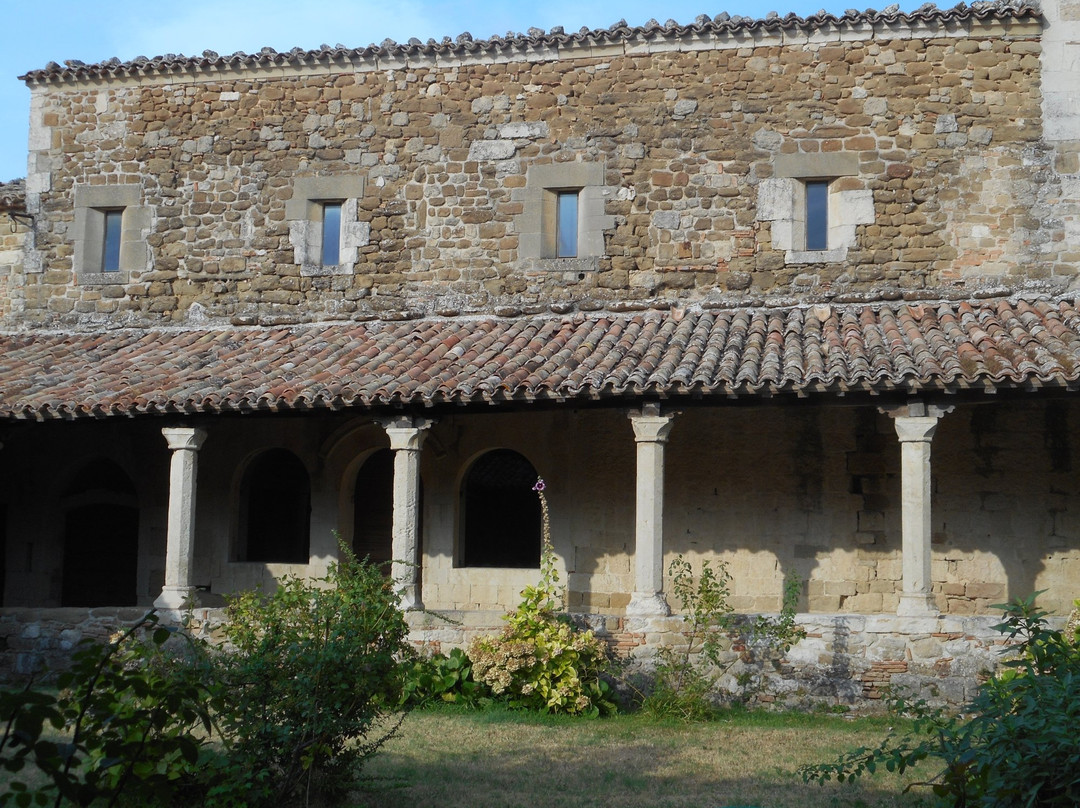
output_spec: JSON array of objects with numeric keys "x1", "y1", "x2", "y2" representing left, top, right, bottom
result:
[
  {"x1": 102, "y1": 209, "x2": 123, "y2": 272},
  {"x1": 556, "y1": 191, "x2": 578, "y2": 258},
  {"x1": 805, "y1": 180, "x2": 830, "y2": 251},
  {"x1": 321, "y1": 202, "x2": 342, "y2": 266}
]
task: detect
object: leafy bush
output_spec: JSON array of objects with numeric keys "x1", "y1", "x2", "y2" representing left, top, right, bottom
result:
[
  {"x1": 2, "y1": 549, "x2": 412, "y2": 808},
  {"x1": 400, "y1": 647, "x2": 490, "y2": 709},
  {"x1": 642, "y1": 556, "x2": 804, "y2": 719},
  {"x1": 212, "y1": 545, "x2": 411, "y2": 805},
  {"x1": 801, "y1": 594, "x2": 1080, "y2": 806},
  {"x1": 0, "y1": 613, "x2": 216, "y2": 808},
  {"x1": 467, "y1": 479, "x2": 616, "y2": 717}
]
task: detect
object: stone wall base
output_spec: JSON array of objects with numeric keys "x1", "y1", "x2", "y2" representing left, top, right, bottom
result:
[{"x1": 1, "y1": 607, "x2": 1039, "y2": 710}]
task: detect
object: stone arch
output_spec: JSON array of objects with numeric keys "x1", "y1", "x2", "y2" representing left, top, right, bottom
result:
[
  {"x1": 457, "y1": 448, "x2": 541, "y2": 568},
  {"x1": 237, "y1": 448, "x2": 311, "y2": 563},
  {"x1": 60, "y1": 458, "x2": 139, "y2": 607}
]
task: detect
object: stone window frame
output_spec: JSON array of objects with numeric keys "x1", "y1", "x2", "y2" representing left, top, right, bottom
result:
[
  {"x1": 757, "y1": 153, "x2": 874, "y2": 265},
  {"x1": 285, "y1": 176, "x2": 369, "y2": 277},
  {"x1": 72, "y1": 185, "x2": 151, "y2": 284},
  {"x1": 514, "y1": 162, "x2": 615, "y2": 272}
]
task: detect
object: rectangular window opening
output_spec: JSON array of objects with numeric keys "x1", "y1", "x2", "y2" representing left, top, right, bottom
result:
[
  {"x1": 321, "y1": 202, "x2": 342, "y2": 266},
  {"x1": 102, "y1": 209, "x2": 123, "y2": 272},
  {"x1": 556, "y1": 191, "x2": 578, "y2": 258},
  {"x1": 805, "y1": 180, "x2": 830, "y2": 251}
]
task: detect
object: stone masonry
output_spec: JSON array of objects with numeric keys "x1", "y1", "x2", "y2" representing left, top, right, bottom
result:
[
  {"x1": 10, "y1": 6, "x2": 1079, "y2": 332},
  {"x1": 4, "y1": 3, "x2": 1080, "y2": 709}
]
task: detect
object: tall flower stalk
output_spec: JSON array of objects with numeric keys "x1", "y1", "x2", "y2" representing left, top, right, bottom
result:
[{"x1": 467, "y1": 477, "x2": 616, "y2": 716}]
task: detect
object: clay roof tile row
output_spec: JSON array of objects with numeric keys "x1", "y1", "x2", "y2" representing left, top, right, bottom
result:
[
  {"x1": 20, "y1": 1, "x2": 1038, "y2": 83},
  {"x1": 2, "y1": 298, "x2": 1079, "y2": 420}
]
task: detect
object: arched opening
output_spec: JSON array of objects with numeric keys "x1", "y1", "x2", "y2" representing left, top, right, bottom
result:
[
  {"x1": 239, "y1": 449, "x2": 311, "y2": 563},
  {"x1": 61, "y1": 459, "x2": 139, "y2": 607},
  {"x1": 352, "y1": 449, "x2": 394, "y2": 574},
  {"x1": 459, "y1": 449, "x2": 541, "y2": 568}
]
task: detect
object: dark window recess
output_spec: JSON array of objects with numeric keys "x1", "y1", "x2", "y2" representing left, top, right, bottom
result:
[
  {"x1": 460, "y1": 449, "x2": 541, "y2": 568},
  {"x1": 321, "y1": 202, "x2": 342, "y2": 265},
  {"x1": 102, "y1": 209, "x2": 123, "y2": 271},
  {"x1": 60, "y1": 459, "x2": 139, "y2": 607},
  {"x1": 353, "y1": 448, "x2": 396, "y2": 575},
  {"x1": 0, "y1": 504, "x2": 6, "y2": 606},
  {"x1": 805, "y1": 180, "x2": 829, "y2": 251},
  {"x1": 62, "y1": 504, "x2": 139, "y2": 607},
  {"x1": 240, "y1": 449, "x2": 311, "y2": 563}
]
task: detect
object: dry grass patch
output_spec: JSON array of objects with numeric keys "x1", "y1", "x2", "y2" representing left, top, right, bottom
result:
[{"x1": 353, "y1": 708, "x2": 936, "y2": 808}]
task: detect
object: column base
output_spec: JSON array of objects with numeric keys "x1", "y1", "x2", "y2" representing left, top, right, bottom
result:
[
  {"x1": 399, "y1": 584, "x2": 424, "y2": 612},
  {"x1": 897, "y1": 592, "x2": 939, "y2": 617},
  {"x1": 626, "y1": 591, "x2": 670, "y2": 617},
  {"x1": 154, "y1": 586, "x2": 199, "y2": 611}
]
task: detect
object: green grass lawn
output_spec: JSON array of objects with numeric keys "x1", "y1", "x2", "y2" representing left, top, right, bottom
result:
[{"x1": 352, "y1": 707, "x2": 938, "y2": 808}]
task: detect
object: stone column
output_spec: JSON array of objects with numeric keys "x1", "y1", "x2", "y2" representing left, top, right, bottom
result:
[
  {"x1": 884, "y1": 403, "x2": 952, "y2": 617},
  {"x1": 379, "y1": 416, "x2": 435, "y2": 610},
  {"x1": 155, "y1": 427, "x2": 207, "y2": 610},
  {"x1": 627, "y1": 404, "x2": 677, "y2": 616}
]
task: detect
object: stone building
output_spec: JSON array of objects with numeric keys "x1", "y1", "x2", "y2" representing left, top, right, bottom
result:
[{"x1": 1, "y1": 0, "x2": 1079, "y2": 703}]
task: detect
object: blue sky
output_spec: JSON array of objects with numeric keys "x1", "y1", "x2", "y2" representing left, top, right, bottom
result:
[{"x1": 1, "y1": 0, "x2": 919, "y2": 182}]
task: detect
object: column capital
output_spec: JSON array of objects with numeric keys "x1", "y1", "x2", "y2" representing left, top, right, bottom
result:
[
  {"x1": 162, "y1": 426, "x2": 207, "y2": 452},
  {"x1": 629, "y1": 405, "x2": 677, "y2": 443},
  {"x1": 377, "y1": 416, "x2": 436, "y2": 451},
  {"x1": 892, "y1": 415, "x2": 943, "y2": 444}
]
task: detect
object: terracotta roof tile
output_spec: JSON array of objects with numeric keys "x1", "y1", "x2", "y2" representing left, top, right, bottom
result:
[
  {"x1": 3, "y1": 298, "x2": 1080, "y2": 420},
  {"x1": 21, "y1": 1, "x2": 1038, "y2": 84}
]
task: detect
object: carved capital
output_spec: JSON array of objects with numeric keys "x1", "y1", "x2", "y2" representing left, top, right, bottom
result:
[
  {"x1": 377, "y1": 416, "x2": 436, "y2": 451},
  {"x1": 629, "y1": 404, "x2": 677, "y2": 443},
  {"x1": 162, "y1": 427, "x2": 207, "y2": 452}
]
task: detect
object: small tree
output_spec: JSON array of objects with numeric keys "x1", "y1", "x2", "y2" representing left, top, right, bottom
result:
[
  {"x1": 0, "y1": 613, "x2": 216, "y2": 808},
  {"x1": 802, "y1": 594, "x2": 1080, "y2": 806},
  {"x1": 211, "y1": 545, "x2": 411, "y2": 806},
  {"x1": 643, "y1": 556, "x2": 804, "y2": 719}
]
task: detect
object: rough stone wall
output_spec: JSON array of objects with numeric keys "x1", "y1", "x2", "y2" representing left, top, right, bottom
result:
[
  {"x1": 0, "y1": 607, "x2": 146, "y2": 679},
  {"x1": 13, "y1": 16, "x2": 1080, "y2": 330},
  {"x1": 0, "y1": 184, "x2": 27, "y2": 319},
  {"x1": 404, "y1": 608, "x2": 1029, "y2": 708},
  {"x1": 0, "y1": 223, "x2": 24, "y2": 321},
  {"x1": 0, "y1": 605, "x2": 1038, "y2": 710}
]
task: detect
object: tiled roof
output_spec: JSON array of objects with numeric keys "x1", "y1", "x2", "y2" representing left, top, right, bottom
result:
[
  {"x1": 2, "y1": 298, "x2": 1079, "y2": 420},
  {"x1": 21, "y1": 1, "x2": 1038, "y2": 83}
]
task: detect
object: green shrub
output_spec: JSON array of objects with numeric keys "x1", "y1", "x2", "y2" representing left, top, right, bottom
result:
[
  {"x1": 212, "y1": 546, "x2": 411, "y2": 805},
  {"x1": 0, "y1": 613, "x2": 216, "y2": 808},
  {"x1": 400, "y1": 647, "x2": 491, "y2": 709},
  {"x1": 467, "y1": 479, "x2": 616, "y2": 717},
  {"x1": 642, "y1": 556, "x2": 804, "y2": 719},
  {"x1": 801, "y1": 593, "x2": 1080, "y2": 806}
]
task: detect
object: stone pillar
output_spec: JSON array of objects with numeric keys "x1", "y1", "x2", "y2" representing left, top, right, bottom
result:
[
  {"x1": 884, "y1": 403, "x2": 952, "y2": 617},
  {"x1": 626, "y1": 404, "x2": 677, "y2": 616},
  {"x1": 379, "y1": 416, "x2": 435, "y2": 610},
  {"x1": 155, "y1": 427, "x2": 207, "y2": 610}
]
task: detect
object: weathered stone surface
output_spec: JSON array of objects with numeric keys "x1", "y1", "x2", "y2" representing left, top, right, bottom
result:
[{"x1": 6, "y1": 16, "x2": 1073, "y2": 331}]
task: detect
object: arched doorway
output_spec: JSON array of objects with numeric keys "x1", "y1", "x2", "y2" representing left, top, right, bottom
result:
[
  {"x1": 61, "y1": 459, "x2": 139, "y2": 607},
  {"x1": 352, "y1": 449, "x2": 394, "y2": 573},
  {"x1": 238, "y1": 448, "x2": 311, "y2": 563},
  {"x1": 459, "y1": 449, "x2": 541, "y2": 568}
]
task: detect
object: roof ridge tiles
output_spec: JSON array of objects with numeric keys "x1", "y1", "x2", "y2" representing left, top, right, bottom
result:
[{"x1": 21, "y1": 0, "x2": 1040, "y2": 83}]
